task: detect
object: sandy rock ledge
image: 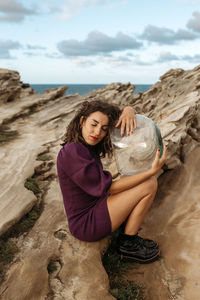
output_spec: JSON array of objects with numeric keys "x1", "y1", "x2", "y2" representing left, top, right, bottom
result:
[{"x1": 1, "y1": 65, "x2": 200, "y2": 299}]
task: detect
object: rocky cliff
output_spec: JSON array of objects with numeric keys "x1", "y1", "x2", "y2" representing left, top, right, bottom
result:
[{"x1": 0, "y1": 66, "x2": 200, "y2": 299}]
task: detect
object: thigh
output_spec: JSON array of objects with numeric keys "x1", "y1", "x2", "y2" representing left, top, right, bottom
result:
[{"x1": 107, "y1": 177, "x2": 157, "y2": 232}]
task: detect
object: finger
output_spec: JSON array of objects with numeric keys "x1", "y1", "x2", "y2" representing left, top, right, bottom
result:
[
  {"x1": 134, "y1": 117, "x2": 137, "y2": 129},
  {"x1": 130, "y1": 120, "x2": 134, "y2": 134},
  {"x1": 126, "y1": 119, "x2": 130, "y2": 136},
  {"x1": 120, "y1": 119, "x2": 126, "y2": 136},
  {"x1": 155, "y1": 148, "x2": 161, "y2": 161},
  {"x1": 115, "y1": 117, "x2": 122, "y2": 128},
  {"x1": 161, "y1": 144, "x2": 167, "y2": 161}
]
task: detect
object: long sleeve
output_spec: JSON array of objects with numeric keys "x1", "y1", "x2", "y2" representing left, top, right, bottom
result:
[{"x1": 57, "y1": 142, "x2": 112, "y2": 198}]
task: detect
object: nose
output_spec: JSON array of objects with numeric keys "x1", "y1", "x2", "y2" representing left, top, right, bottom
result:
[{"x1": 94, "y1": 126, "x2": 101, "y2": 136}]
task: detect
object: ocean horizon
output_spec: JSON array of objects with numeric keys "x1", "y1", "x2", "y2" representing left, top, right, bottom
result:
[{"x1": 30, "y1": 84, "x2": 152, "y2": 96}]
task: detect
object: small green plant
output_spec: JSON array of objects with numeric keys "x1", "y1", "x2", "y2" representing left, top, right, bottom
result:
[
  {"x1": 0, "y1": 239, "x2": 18, "y2": 280},
  {"x1": 0, "y1": 203, "x2": 42, "y2": 282},
  {"x1": 37, "y1": 154, "x2": 51, "y2": 161},
  {"x1": 54, "y1": 231, "x2": 67, "y2": 240},
  {"x1": 0, "y1": 128, "x2": 18, "y2": 143},
  {"x1": 3, "y1": 204, "x2": 42, "y2": 239},
  {"x1": 24, "y1": 177, "x2": 41, "y2": 195},
  {"x1": 47, "y1": 260, "x2": 58, "y2": 274},
  {"x1": 110, "y1": 279, "x2": 144, "y2": 300},
  {"x1": 0, "y1": 240, "x2": 18, "y2": 265},
  {"x1": 11, "y1": 205, "x2": 42, "y2": 237},
  {"x1": 102, "y1": 230, "x2": 144, "y2": 300},
  {"x1": 102, "y1": 230, "x2": 132, "y2": 276}
]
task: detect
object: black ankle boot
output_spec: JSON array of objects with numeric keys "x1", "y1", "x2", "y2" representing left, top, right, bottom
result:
[
  {"x1": 134, "y1": 233, "x2": 159, "y2": 249},
  {"x1": 117, "y1": 233, "x2": 160, "y2": 264}
]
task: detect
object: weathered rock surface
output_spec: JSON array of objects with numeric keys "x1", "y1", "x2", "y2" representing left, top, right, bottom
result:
[
  {"x1": 131, "y1": 65, "x2": 200, "y2": 169},
  {"x1": 126, "y1": 146, "x2": 200, "y2": 300},
  {"x1": 0, "y1": 65, "x2": 200, "y2": 299},
  {"x1": 0, "y1": 68, "x2": 34, "y2": 104},
  {"x1": 0, "y1": 175, "x2": 113, "y2": 300}
]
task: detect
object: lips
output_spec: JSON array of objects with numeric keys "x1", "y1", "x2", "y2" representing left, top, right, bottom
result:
[{"x1": 91, "y1": 136, "x2": 98, "y2": 140}]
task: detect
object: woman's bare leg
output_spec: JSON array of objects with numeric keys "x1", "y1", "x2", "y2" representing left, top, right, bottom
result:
[{"x1": 107, "y1": 176, "x2": 158, "y2": 234}]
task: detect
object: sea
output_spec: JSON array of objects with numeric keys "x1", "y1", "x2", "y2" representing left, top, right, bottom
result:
[{"x1": 30, "y1": 84, "x2": 152, "y2": 96}]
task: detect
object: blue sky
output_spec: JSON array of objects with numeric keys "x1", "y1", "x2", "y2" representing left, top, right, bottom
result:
[{"x1": 0, "y1": 0, "x2": 200, "y2": 84}]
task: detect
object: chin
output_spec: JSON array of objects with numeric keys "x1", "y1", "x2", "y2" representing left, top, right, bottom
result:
[{"x1": 85, "y1": 139, "x2": 97, "y2": 146}]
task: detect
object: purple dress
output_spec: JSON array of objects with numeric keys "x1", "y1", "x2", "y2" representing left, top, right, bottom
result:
[{"x1": 57, "y1": 142, "x2": 112, "y2": 242}]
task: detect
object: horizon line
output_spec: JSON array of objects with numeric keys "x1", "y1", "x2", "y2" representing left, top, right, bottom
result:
[{"x1": 29, "y1": 83, "x2": 153, "y2": 85}]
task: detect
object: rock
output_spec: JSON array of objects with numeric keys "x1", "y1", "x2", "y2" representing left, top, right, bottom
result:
[
  {"x1": 0, "y1": 69, "x2": 21, "y2": 103},
  {"x1": 83, "y1": 82, "x2": 135, "y2": 107},
  {"x1": 127, "y1": 67, "x2": 200, "y2": 170},
  {"x1": 0, "y1": 68, "x2": 34, "y2": 104},
  {"x1": 0, "y1": 86, "x2": 71, "y2": 127},
  {"x1": 0, "y1": 178, "x2": 114, "y2": 300},
  {"x1": 127, "y1": 146, "x2": 200, "y2": 300},
  {"x1": 0, "y1": 89, "x2": 114, "y2": 299},
  {"x1": 0, "y1": 65, "x2": 200, "y2": 299},
  {"x1": 160, "y1": 68, "x2": 184, "y2": 81},
  {"x1": 45, "y1": 85, "x2": 68, "y2": 99}
]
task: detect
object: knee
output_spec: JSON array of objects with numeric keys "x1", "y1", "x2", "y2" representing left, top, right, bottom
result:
[{"x1": 146, "y1": 176, "x2": 158, "y2": 195}]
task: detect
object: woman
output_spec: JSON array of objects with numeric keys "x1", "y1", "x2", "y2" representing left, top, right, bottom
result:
[{"x1": 57, "y1": 100, "x2": 167, "y2": 263}]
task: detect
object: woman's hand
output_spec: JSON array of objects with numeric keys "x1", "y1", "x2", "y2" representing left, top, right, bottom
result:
[
  {"x1": 151, "y1": 144, "x2": 167, "y2": 175},
  {"x1": 115, "y1": 106, "x2": 137, "y2": 136}
]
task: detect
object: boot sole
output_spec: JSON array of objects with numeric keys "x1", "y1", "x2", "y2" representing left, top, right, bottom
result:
[{"x1": 118, "y1": 250, "x2": 161, "y2": 264}]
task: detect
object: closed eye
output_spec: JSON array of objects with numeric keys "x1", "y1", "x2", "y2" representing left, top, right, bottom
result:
[
  {"x1": 102, "y1": 127, "x2": 108, "y2": 132},
  {"x1": 92, "y1": 124, "x2": 108, "y2": 132}
]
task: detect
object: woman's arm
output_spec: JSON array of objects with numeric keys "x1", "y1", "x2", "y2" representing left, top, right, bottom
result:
[
  {"x1": 108, "y1": 145, "x2": 167, "y2": 195},
  {"x1": 115, "y1": 106, "x2": 137, "y2": 136},
  {"x1": 108, "y1": 169, "x2": 154, "y2": 195}
]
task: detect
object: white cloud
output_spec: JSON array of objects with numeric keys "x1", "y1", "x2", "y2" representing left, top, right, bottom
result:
[
  {"x1": 140, "y1": 25, "x2": 199, "y2": 44},
  {"x1": 26, "y1": 44, "x2": 46, "y2": 50},
  {"x1": 156, "y1": 51, "x2": 200, "y2": 63},
  {"x1": 57, "y1": 31, "x2": 142, "y2": 57},
  {"x1": 71, "y1": 57, "x2": 95, "y2": 66},
  {"x1": 51, "y1": 0, "x2": 111, "y2": 20},
  {"x1": 101, "y1": 55, "x2": 152, "y2": 68},
  {"x1": 157, "y1": 51, "x2": 180, "y2": 62},
  {"x1": 187, "y1": 11, "x2": 200, "y2": 32},
  {"x1": 0, "y1": 0, "x2": 38, "y2": 22},
  {"x1": 0, "y1": 39, "x2": 22, "y2": 58}
]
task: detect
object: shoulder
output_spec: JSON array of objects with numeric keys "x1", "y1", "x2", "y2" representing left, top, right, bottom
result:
[
  {"x1": 57, "y1": 142, "x2": 97, "y2": 176},
  {"x1": 58, "y1": 142, "x2": 93, "y2": 161}
]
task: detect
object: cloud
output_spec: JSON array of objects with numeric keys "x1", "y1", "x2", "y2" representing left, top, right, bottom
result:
[
  {"x1": 187, "y1": 11, "x2": 200, "y2": 32},
  {"x1": 0, "y1": 0, "x2": 38, "y2": 22},
  {"x1": 157, "y1": 51, "x2": 200, "y2": 63},
  {"x1": 157, "y1": 51, "x2": 180, "y2": 62},
  {"x1": 45, "y1": 52, "x2": 65, "y2": 59},
  {"x1": 57, "y1": 31, "x2": 142, "y2": 57},
  {"x1": 71, "y1": 57, "x2": 96, "y2": 66},
  {"x1": 0, "y1": 39, "x2": 22, "y2": 58},
  {"x1": 140, "y1": 25, "x2": 198, "y2": 44},
  {"x1": 26, "y1": 44, "x2": 46, "y2": 50},
  {"x1": 181, "y1": 53, "x2": 200, "y2": 62},
  {"x1": 24, "y1": 52, "x2": 39, "y2": 57},
  {"x1": 63, "y1": 0, "x2": 109, "y2": 18},
  {"x1": 101, "y1": 55, "x2": 152, "y2": 68},
  {"x1": 49, "y1": 0, "x2": 123, "y2": 20}
]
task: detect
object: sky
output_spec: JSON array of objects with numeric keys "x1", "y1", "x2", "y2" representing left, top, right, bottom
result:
[{"x1": 0, "y1": 0, "x2": 200, "y2": 84}]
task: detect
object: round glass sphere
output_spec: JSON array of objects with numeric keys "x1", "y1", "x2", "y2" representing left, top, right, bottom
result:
[{"x1": 111, "y1": 114, "x2": 163, "y2": 175}]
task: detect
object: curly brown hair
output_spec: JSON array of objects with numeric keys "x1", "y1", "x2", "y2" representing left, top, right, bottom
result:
[{"x1": 61, "y1": 100, "x2": 122, "y2": 158}]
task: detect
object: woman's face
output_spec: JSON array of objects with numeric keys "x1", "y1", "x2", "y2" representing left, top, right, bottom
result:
[{"x1": 81, "y1": 111, "x2": 109, "y2": 146}]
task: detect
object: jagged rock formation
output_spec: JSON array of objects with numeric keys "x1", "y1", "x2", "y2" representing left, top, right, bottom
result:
[
  {"x1": 0, "y1": 66, "x2": 200, "y2": 299},
  {"x1": 0, "y1": 68, "x2": 34, "y2": 103},
  {"x1": 130, "y1": 65, "x2": 200, "y2": 169}
]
